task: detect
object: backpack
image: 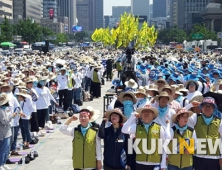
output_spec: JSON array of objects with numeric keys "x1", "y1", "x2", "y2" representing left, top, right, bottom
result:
[{"x1": 71, "y1": 104, "x2": 80, "y2": 113}]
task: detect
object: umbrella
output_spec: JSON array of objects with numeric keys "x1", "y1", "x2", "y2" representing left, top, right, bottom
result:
[{"x1": 0, "y1": 42, "x2": 16, "y2": 47}]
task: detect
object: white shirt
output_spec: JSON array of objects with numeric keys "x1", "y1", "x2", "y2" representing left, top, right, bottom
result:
[
  {"x1": 29, "y1": 88, "x2": 39, "y2": 112},
  {"x1": 121, "y1": 113, "x2": 167, "y2": 169},
  {"x1": 57, "y1": 74, "x2": 68, "y2": 90},
  {"x1": 186, "y1": 91, "x2": 202, "y2": 101},
  {"x1": 72, "y1": 72, "x2": 83, "y2": 88},
  {"x1": 59, "y1": 124, "x2": 102, "y2": 169},
  {"x1": 9, "y1": 93, "x2": 20, "y2": 127},
  {"x1": 35, "y1": 87, "x2": 56, "y2": 110},
  {"x1": 20, "y1": 95, "x2": 34, "y2": 120}
]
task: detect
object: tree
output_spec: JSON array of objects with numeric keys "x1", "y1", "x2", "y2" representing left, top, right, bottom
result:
[
  {"x1": 189, "y1": 24, "x2": 217, "y2": 41},
  {"x1": 55, "y1": 33, "x2": 69, "y2": 44},
  {"x1": 73, "y1": 31, "x2": 88, "y2": 42},
  {"x1": 42, "y1": 27, "x2": 54, "y2": 40},
  {"x1": 158, "y1": 28, "x2": 187, "y2": 44},
  {"x1": 91, "y1": 12, "x2": 158, "y2": 49},
  {"x1": 0, "y1": 16, "x2": 13, "y2": 42},
  {"x1": 13, "y1": 18, "x2": 43, "y2": 43}
]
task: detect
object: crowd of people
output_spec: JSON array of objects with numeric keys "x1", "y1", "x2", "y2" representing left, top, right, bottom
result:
[
  {"x1": 60, "y1": 49, "x2": 222, "y2": 170},
  {"x1": 0, "y1": 50, "x2": 109, "y2": 170},
  {"x1": 1, "y1": 48, "x2": 222, "y2": 170}
]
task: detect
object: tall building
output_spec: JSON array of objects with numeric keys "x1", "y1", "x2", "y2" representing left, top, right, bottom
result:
[
  {"x1": 131, "y1": 0, "x2": 150, "y2": 24},
  {"x1": 170, "y1": 0, "x2": 211, "y2": 29},
  {"x1": 13, "y1": 0, "x2": 42, "y2": 23},
  {"x1": 43, "y1": 0, "x2": 58, "y2": 18},
  {"x1": 112, "y1": 6, "x2": 131, "y2": 18},
  {"x1": 76, "y1": 0, "x2": 103, "y2": 31},
  {"x1": 153, "y1": 0, "x2": 166, "y2": 18},
  {"x1": 0, "y1": 0, "x2": 13, "y2": 22},
  {"x1": 57, "y1": 0, "x2": 77, "y2": 33}
]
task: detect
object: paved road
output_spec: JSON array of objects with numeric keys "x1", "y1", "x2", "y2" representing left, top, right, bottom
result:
[{"x1": 11, "y1": 80, "x2": 111, "y2": 170}]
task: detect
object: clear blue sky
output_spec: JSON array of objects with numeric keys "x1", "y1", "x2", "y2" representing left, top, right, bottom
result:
[{"x1": 104, "y1": 0, "x2": 153, "y2": 16}]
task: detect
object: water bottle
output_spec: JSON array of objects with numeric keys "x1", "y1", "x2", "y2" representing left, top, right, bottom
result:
[
  {"x1": 31, "y1": 150, "x2": 34, "y2": 159},
  {"x1": 22, "y1": 156, "x2": 25, "y2": 165}
]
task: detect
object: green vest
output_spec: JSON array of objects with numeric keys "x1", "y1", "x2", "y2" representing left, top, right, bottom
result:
[
  {"x1": 168, "y1": 126, "x2": 193, "y2": 169},
  {"x1": 116, "y1": 62, "x2": 122, "y2": 71},
  {"x1": 68, "y1": 71, "x2": 73, "y2": 88},
  {"x1": 92, "y1": 71, "x2": 100, "y2": 83},
  {"x1": 72, "y1": 124, "x2": 99, "y2": 169},
  {"x1": 194, "y1": 114, "x2": 221, "y2": 156},
  {"x1": 135, "y1": 122, "x2": 161, "y2": 163}
]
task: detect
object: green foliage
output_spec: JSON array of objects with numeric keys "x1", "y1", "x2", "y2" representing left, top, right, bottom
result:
[
  {"x1": 55, "y1": 33, "x2": 69, "y2": 44},
  {"x1": 73, "y1": 31, "x2": 88, "y2": 42},
  {"x1": 158, "y1": 28, "x2": 187, "y2": 44},
  {"x1": 158, "y1": 24, "x2": 218, "y2": 44},
  {"x1": 0, "y1": 16, "x2": 13, "y2": 42},
  {"x1": 189, "y1": 24, "x2": 217, "y2": 41}
]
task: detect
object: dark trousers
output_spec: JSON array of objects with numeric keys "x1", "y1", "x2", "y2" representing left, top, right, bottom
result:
[
  {"x1": 37, "y1": 108, "x2": 48, "y2": 128},
  {"x1": 20, "y1": 119, "x2": 31, "y2": 142},
  {"x1": 194, "y1": 156, "x2": 220, "y2": 170},
  {"x1": 11, "y1": 126, "x2": 19, "y2": 151},
  {"x1": 168, "y1": 164, "x2": 193, "y2": 170},
  {"x1": 30, "y1": 112, "x2": 39, "y2": 132},
  {"x1": 0, "y1": 137, "x2": 10, "y2": 166},
  {"x1": 117, "y1": 71, "x2": 122, "y2": 78},
  {"x1": 85, "y1": 77, "x2": 91, "y2": 91},
  {"x1": 136, "y1": 163, "x2": 157, "y2": 170},
  {"x1": 104, "y1": 165, "x2": 125, "y2": 170},
  {"x1": 59, "y1": 89, "x2": 68, "y2": 111},
  {"x1": 68, "y1": 89, "x2": 74, "y2": 108},
  {"x1": 106, "y1": 69, "x2": 112, "y2": 80}
]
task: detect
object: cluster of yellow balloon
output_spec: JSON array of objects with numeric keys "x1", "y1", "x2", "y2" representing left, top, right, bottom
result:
[{"x1": 91, "y1": 12, "x2": 158, "y2": 49}]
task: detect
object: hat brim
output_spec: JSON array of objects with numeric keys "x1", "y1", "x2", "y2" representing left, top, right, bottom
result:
[
  {"x1": 154, "y1": 79, "x2": 167, "y2": 85},
  {"x1": 118, "y1": 92, "x2": 137, "y2": 104},
  {"x1": 90, "y1": 109, "x2": 101, "y2": 122},
  {"x1": 0, "y1": 84, "x2": 13, "y2": 92},
  {"x1": 0, "y1": 94, "x2": 10, "y2": 106},
  {"x1": 189, "y1": 95, "x2": 204, "y2": 103},
  {"x1": 159, "y1": 86, "x2": 176, "y2": 95},
  {"x1": 185, "y1": 80, "x2": 199, "y2": 89},
  {"x1": 15, "y1": 92, "x2": 29, "y2": 98},
  {"x1": 136, "y1": 107, "x2": 159, "y2": 119},
  {"x1": 154, "y1": 94, "x2": 174, "y2": 104},
  {"x1": 134, "y1": 91, "x2": 147, "y2": 97},
  {"x1": 172, "y1": 111, "x2": 193, "y2": 123},
  {"x1": 124, "y1": 81, "x2": 138, "y2": 89},
  {"x1": 106, "y1": 109, "x2": 127, "y2": 123}
]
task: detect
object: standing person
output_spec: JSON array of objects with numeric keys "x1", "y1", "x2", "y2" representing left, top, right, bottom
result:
[
  {"x1": 0, "y1": 93, "x2": 16, "y2": 170},
  {"x1": 73, "y1": 67, "x2": 83, "y2": 105},
  {"x1": 24, "y1": 77, "x2": 39, "y2": 135},
  {"x1": 85, "y1": 64, "x2": 92, "y2": 92},
  {"x1": 166, "y1": 108, "x2": 197, "y2": 170},
  {"x1": 91, "y1": 65, "x2": 102, "y2": 98},
  {"x1": 106, "y1": 57, "x2": 113, "y2": 81},
  {"x1": 134, "y1": 87, "x2": 150, "y2": 109},
  {"x1": 59, "y1": 106, "x2": 102, "y2": 170},
  {"x1": 0, "y1": 83, "x2": 20, "y2": 156},
  {"x1": 56, "y1": 67, "x2": 69, "y2": 112},
  {"x1": 67, "y1": 69, "x2": 74, "y2": 108},
  {"x1": 35, "y1": 76, "x2": 58, "y2": 129},
  {"x1": 98, "y1": 108, "x2": 130, "y2": 170},
  {"x1": 15, "y1": 89, "x2": 34, "y2": 149},
  {"x1": 122, "y1": 106, "x2": 167, "y2": 170},
  {"x1": 116, "y1": 58, "x2": 123, "y2": 78},
  {"x1": 188, "y1": 97, "x2": 222, "y2": 170}
]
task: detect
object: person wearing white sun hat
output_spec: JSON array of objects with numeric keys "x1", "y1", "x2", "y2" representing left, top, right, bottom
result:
[{"x1": 0, "y1": 93, "x2": 17, "y2": 170}]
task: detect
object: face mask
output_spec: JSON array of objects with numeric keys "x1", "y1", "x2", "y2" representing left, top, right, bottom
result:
[
  {"x1": 51, "y1": 82, "x2": 55, "y2": 85},
  {"x1": 48, "y1": 67, "x2": 52, "y2": 72},
  {"x1": 137, "y1": 98, "x2": 143, "y2": 101},
  {"x1": 0, "y1": 106, "x2": 7, "y2": 110},
  {"x1": 39, "y1": 80, "x2": 45, "y2": 86},
  {"x1": 122, "y1": 100, "x2": 134, "y2": 118},
  {"x1": 6, "y1": 92, "x2": 10, "y2": 94},
  {"x1": 33, "y1": 81, "x2": 38, "y2": 87}
]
